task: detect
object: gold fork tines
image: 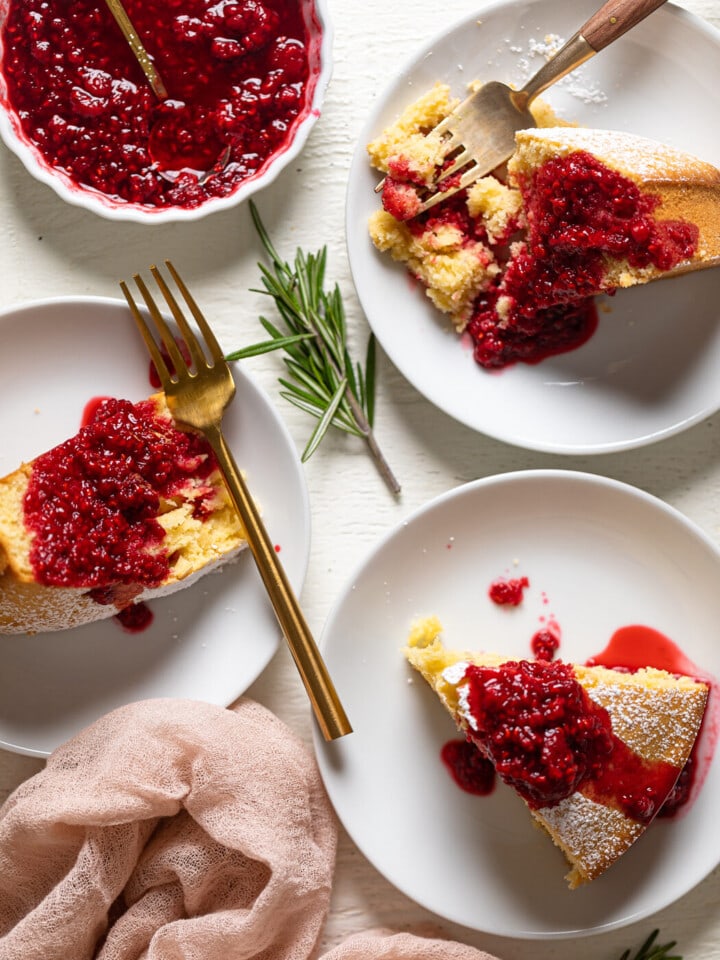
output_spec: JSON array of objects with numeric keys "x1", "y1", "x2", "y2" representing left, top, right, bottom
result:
[
  {"x1": 121, "y1": 261, "x2": 352, "y2": 741},
  {"x1": 400, "y1": 0, "x2": 669, "y2": 213}
]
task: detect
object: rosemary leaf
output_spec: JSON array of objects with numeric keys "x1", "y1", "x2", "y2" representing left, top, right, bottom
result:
[
  {"x1": 280, "y1": 391, "x2": 364, "y2": 438},
  {"x1": 279, "y1": 391, "x2": 324, "y2": 418},
  {"x1": 277, "y1": 380, "x2": 329, "y2": 410},
  {"x1": 365, "y1": 335, "x2": 377, "y2": 428},
  {"x1": 225, "y1": 333, "x2": 313, "y2": 360},
  {"x1": 279, "y1": 382, "x2": 359, "y2": 435},
  {"x1": 230, "y1": 201, "x2": 401, "y2": 496},
  {"x1": 282, "y1": 359, "x2": 334, "y2": 401},
  {"x1": 617, "y1": 930, "x2": 681, "y2": 960},
  {"x1": 344, "y1": 347, "x2": 359, "y2": 401},
  {"x1": 301, "y1": 378, "x2": 348, "y2": 461}
]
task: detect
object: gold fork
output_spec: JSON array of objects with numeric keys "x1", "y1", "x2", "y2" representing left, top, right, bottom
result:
[
  {"x1": 121, "y1": 261, "x2": 352, "y2": 741},
  {"x1": 104, "y1": 0, "x2": 168, "y2": 99},
  {"x1": 413, "y1": 0, "x2": 668, "y2": 213}
]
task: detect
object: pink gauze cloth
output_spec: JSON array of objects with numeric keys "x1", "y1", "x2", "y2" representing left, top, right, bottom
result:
[
  {"x1": 0, "y1": 697, "x2": 338, "y2": 960},
  {"x1": 320, "y1": 930, "x2": 502, "y2": 960}
]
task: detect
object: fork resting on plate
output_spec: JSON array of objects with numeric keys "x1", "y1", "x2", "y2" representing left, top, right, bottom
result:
[
  {"x1": 411, "y1": 0, "x2": 669, "y2": 212},
  {"x1": 121, "y1": 261, "x2": 352, "y2": 741}
]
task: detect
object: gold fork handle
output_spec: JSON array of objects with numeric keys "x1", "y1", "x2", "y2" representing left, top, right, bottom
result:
[
  {"x1": 103, "y1": 0, "x2": 168, "y2": 100},
  {"x1": 204, "y1": 423, "x2": 352, "y2": 741},
  {"x1": 518, "y1": 0, "x2": 666, "y2": 105}
]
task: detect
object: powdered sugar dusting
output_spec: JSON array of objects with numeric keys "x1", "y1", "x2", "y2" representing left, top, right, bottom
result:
[
  {"x1": 442, "y1": 661, "x2": 469, "y2": 686},
  {"x1": 508, "y1": 33, "x2": 608, "y2": 106},
  {"x1": 517, "y1": 126, "x2": 715, "y2": 180},
  {"x1": 535, "y1": 668, "x2": 708, "y2": 882},
  {"x1": 585, "y1": 675, "x2": 708, "y2": 767},
  {"x1": 538, "y1": 793, "x2": 643, "y2": 879},
  {"x1": 442, "y1": 662, "x2": 477, "y2": 729}
]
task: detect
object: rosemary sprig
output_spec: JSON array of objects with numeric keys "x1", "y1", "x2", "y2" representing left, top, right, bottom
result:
[
  {"x1": 226, "y1": 201, "x2": 400, "y2": 496},
  {"x1": 618, "y1": 930, "x2": 681, "y2": 960}
]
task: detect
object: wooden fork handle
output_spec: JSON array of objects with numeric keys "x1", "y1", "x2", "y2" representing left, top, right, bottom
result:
[
  {"x1": 206, "y1": 425, "x2": 352, "y2": 741},
  {"x1": 580, "y1": 0, "x2": 667, "y2": 51}
]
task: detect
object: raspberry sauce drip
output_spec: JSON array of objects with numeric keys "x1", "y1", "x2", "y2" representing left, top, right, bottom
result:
[
  {"x1": 1, "y1": 0, "x2": 315, "y2": 208},
  {"x1": 441, "y1": 739, "x2": 496, "y2": 796},
  {"x1": 468, "y1": 150, "x2": 698, "y2": 369},
  {"x1": 531, "y1": 625, "x2": 560, "y2": 661},
  {"x1": 115, "y1": 601, "x2": 154, "y2": 632},
  {"x1": 461, "y1": 658, "x2": 681, "y2": 823},
  {"x1": 24, "y1": 398, "x2": 216, "y2": 592},
  {"x1": 586, "y1": 623, "x2": 701, "y2": 676},
  {"x1": 586, "y1": 623, "x2": 712, "y2": 817},
  {"x1": 468, "y1": 296, "x2": 599, "y2": 370}
]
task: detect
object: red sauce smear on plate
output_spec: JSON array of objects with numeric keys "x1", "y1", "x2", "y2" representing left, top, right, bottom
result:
[
  {"x1": 488, "y1": 575, "x2": 529, "y2": 606},
  {"x1": 531, "y1": 622, "x2": 561, "y2": 661},
  {"x1": 441, "y1": 739, "x2": 496, "y2": 796},
  {"x1": 586, "y1": 623, "x2": 701, "y2": 676}
]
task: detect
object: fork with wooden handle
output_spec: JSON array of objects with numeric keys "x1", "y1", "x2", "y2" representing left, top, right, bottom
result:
[
  {"x1": 415, "y1": 0, "x2": 669, "y2": 212},
  {"x1": 121, "y1": 261, "x2": 352, "y2": 741}
]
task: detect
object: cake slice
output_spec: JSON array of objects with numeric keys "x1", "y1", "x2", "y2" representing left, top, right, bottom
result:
[
  {"x1": 368, "y1": 89, "x2": 720, "y2": 368},
  {"x1": 502, "y1": 125, "x2": 720, "y2": 296},
  {"x1": 467, "y1": 127, "x2": 720, "y2": 367},
  {"x1": 404, "y1": 617, "x2": 709, "y2": 888},
  {"x1": 0, "y1": 394, "x2": 247, "y2": 634}
]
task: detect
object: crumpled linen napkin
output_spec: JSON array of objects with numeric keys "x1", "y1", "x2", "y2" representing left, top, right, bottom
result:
[
  {"x1": 0, "y1": 697, "x2": 337, "y2": 960},
  {"x1": 0, "y1": 698, "x2": 505, "y2": 960},
  {"x1": 320, "y1": 930, "x2": 501, "y2": 960}
]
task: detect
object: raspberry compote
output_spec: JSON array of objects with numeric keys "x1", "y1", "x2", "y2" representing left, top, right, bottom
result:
[
  {"x1": 488, "y1": 575, "x2": 529, "y2": 606},
  {"x1": 468, "y1": 151, "x2": 698, "y2": 368},
  {"x1": 383, "y1": 145, "x2": 699, "y2": 369},
  {"x1": 441, "y1": 738, "x2": 496, "y2": 796},
  {"x1": 531, "y1": 625, "x2": 560, "y2": 662},
  {"x1": 1, "y1": 0, "x2": 318, "y2": 209},
  {"x1": 461, "y1": 658, "x2": 683, "y2": 824},
  {"x1": 23, "y1": 398, "x2": 217, "y2": 601}
]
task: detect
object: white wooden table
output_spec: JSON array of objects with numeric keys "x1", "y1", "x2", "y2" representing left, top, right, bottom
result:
[{"x1": 1, "y1": 0, "x2": 720, "y2": 957}]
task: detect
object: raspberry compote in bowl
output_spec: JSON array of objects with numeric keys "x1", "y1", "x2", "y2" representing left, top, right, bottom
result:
[{"x1": 0, "y1": 0, "x2": 331, "y2": 223}]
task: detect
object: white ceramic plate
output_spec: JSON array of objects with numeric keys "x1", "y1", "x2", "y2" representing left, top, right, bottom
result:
[
  {"x1": 346, "y1": 0, "x2": 720, "y2": 454},
  {"x1": 0, "y1": 297, "x2": 310, "y2": 757},
  {"x1": 314, "y1": 471, "x2": 720, "y2": 938}
]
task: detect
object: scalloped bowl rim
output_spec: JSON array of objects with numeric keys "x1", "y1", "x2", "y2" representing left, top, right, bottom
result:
[{"x1": 0, "y1": 0, "x2": 332, "y2": 224}]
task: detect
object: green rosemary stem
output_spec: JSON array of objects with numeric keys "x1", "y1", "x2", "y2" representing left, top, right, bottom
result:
[
  {"x1": 228, "y1": 202, "x2": 401, "y2": 497},
  {"x1": 617, "y1": 929, "x2": 681, "y2": 960}
]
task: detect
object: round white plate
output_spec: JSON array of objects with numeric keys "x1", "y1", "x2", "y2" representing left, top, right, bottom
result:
[
  {"x1": 0, "y1": 297, "x2": 310, "y2": 757},
  {"x1": 314, "y1": 470, "x2": 720, "y2": 938},
  {"x1": 346, "y1": 0, "x2": 720, "y2": 454}
]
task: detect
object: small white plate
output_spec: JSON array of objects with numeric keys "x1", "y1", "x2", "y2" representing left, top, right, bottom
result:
[
  {"x1": 0, "y1": 297, "x2": 310, "y2": 757},
  {"x1": 314, "y1": 471, "x2": 720, "y2": 938},
  {"x1": 346, "y1": 0, "x2": 720, "y2": 454}
]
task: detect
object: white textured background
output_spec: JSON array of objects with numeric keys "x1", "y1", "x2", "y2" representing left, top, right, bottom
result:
[{"x1": 2, "y1": 0, "x2": 720, "y2": 957}]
